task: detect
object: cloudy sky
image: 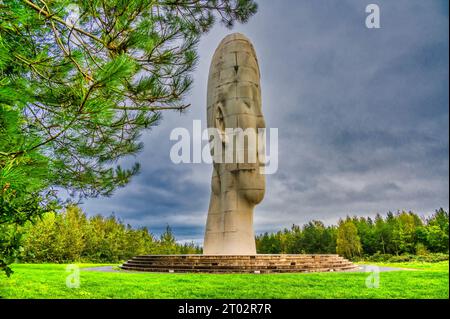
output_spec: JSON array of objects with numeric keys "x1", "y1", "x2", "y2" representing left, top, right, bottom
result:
[{"x1": 81, "y1": 0, "x2": 449, "y2": 243}]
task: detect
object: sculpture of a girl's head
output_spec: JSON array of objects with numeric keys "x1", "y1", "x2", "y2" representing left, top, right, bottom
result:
[{"x1": 204, "y1": 33, "x2": 265, "y2": 255}]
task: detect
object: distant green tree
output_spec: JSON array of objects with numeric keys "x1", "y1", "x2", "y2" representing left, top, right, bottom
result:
[
  {"x1": 336, "y1": 218, "x2": 362, "y2": 259},
  {"x1": 59, "y1": 205, "x2": 87, "y2": 261},
  {"x1": 425, "y1": 208, "x2": 449, "y2": 253},
  {"x1": 179, "y1": 241, "x2": 202, "y2": 254},
  {"x1": 124, "y1": 226, "x2": 156, "y2": 257},
  {"x1": 352, "y1": 217, "x2": 373, "y2": 255},
  {"x1": 391, "y1": 211, "x2": 416, "y2": 254},
  {"x1": 21, "y1": 212, "x2": 61, "y2": 262},
  {"x1": 159, "y1": 225, "x2": 178, "y2": 254},
  {"x1": 425, "y1": 225, "x2": 447, "y2": 253},
  {"x1": 299, "y1": 220, "x2": 333, "y2": 254},
  {"x1": 256, "y1": 232, "x2": 282, "y2": 254},
  {"x1": 285, "y1": 225, "x2": 302, "y2": 253},
  {"x1": 323, "y1": 225, "x2": 337, "y2": 254},
  {"x1": 373, "y1": 213, "x2": 389, "y2": 254},
  {"x1": 384, "y1": 211, "x2": 399, "y2": 254}
]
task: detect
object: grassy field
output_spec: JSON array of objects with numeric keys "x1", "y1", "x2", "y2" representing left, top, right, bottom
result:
[{"x1": 0, "y1": 261, "x2": 448, "y2": 299}]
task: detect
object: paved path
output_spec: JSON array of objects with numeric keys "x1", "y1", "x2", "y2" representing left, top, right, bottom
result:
[
  {"x1": 349, "y1": 265, "x2": 416, "y2": 272},
  {"x1": 82, "y1": 266, "x2": 120, "y2": 272},
  {"x1": 82, "y1": 265, "x2": 414, "y2": 273}
]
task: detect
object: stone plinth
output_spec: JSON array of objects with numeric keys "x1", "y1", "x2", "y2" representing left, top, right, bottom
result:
[{"x1": 120, "y1": 254, "x2": 357, "y2": 273}]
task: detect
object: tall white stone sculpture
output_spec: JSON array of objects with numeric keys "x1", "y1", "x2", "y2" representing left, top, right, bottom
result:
[{"x1": 203, "y1": 33, "x2": 265, "y2": 255}]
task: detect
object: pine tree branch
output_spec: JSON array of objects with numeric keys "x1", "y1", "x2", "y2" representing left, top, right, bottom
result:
[
  {"x1": 113, "y1": 104, "x2": 190, "y2": 111},
  {"x1": 27, "y1": 83, "x2": 98, "y2": 152},
  {"x1": 22, "y1": 0, "x2": 106, "y2": 46}
]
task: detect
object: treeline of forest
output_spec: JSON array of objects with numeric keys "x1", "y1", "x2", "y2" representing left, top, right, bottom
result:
[
  {"x1": 17, "y1": 206, "x2": 449, "y2": 263},
  {"x1": 19, "y1": 206, "x2": 201, "y2": 263},
  {"x1": 256, "y1": 208, "x2": 449, "y2": 260}
]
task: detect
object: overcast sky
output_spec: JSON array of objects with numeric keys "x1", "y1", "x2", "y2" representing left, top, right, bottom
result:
[{"x1": 81, "y1": 0, "x2": 449, "y2": 244}]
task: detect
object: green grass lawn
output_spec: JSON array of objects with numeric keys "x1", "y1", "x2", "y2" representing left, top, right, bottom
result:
[{"x1": 0, "y1": 262, "x2": 448, "y2": 299}]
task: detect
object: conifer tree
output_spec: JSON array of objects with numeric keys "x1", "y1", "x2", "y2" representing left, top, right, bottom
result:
[
  {"x1": 0, "y1": 0, "x2": 257, "y2": 275},
  {"x1": 336, "y1": 218, "x2": 362, "y2": 259}
]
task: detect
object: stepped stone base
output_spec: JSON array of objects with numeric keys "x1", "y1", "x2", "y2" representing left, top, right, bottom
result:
[{"x1": 120, "y1": 254, "x2": 357, "y2": 273}]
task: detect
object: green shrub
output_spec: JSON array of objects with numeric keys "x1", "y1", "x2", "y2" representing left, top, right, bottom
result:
[
  {"x1": 19, "y1": 205, "x2": 202, "y2": 263},
  {"x1": 363, "y1": 252, "x2": 448, "y2": 263}
]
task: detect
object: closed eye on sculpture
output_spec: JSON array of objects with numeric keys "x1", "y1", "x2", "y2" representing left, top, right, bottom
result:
[{"x1": 215, "y1": 104, "x2": 226, "y2": 143}]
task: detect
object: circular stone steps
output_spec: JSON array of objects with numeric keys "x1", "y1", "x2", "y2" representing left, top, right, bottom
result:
[{"x1": 120, "y1": 254, "x2": 358, "y2": 273}]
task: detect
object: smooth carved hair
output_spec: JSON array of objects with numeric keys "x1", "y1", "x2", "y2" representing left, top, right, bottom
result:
[{"x1": 207, "y1": 33, "x2": 262, "y2": 129}]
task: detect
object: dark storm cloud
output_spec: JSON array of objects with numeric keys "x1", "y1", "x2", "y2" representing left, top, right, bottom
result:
[{"x1": 81, "y1": 0, "x2": 449, "y2": 243}]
